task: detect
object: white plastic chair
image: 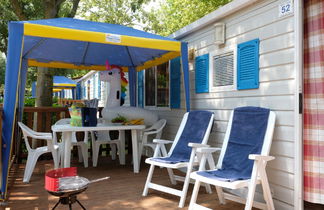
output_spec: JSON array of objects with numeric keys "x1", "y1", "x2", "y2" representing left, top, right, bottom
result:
[
  {"x1": 138, "y1": 119, "x2": 167, "y2": 162},
  {"x1": 18, "y1": 122, "x2": 60, "y2": 183},
  {"x1": 91, "y1": 130, "x2": 122, "y2": 167},
  {"x1": 143, "y1": 111, "x2": 214, "y2": 208},
  {"x1": 189, "y1": 107, "x2": 276, "y2": 210},
  {"x1": 54, "y1": 118, "x2": 89, "y2": 168}
]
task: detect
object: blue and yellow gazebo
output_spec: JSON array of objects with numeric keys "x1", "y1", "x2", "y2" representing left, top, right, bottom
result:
[
  {"x1": 32, "y1": 76, "x2": 77, "y2": 98},
  {"x1": 2, "y1": 18, "x2": 190, "y2": 199}
]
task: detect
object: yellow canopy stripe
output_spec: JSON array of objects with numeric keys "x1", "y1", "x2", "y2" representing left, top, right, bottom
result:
[
  {"x1": 53, "y1": 83, "x2": 76, "y2": 87},
  {"x1": 136, "y1": 51, "x2": 180, "y2": 71},
  {"x1": 53, "y1": 89, "x2": 62, "y2": 92},
  {"x1": 24, "y1": 23, "x2": 181, "y2": 52},
  {"x1": 28, "y1": 51, "x2": 180, "y2": 72}
]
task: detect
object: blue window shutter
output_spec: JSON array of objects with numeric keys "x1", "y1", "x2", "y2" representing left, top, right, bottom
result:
[
  {"x1": 170, "y1": 57, "x2": 181, "y2": 108},
  {"x1": 137, "y1": 71, "x2": 144, "y2": 107},
  {"x1": 76, "y1": 83, "x2": 81, "y2": 100},
  {"x1": 237, "y1": 39, "x2": 260, "y2": 90},
  {"x1": 32, "y1": 82, "x2": 36, "y2": 98},
  {"x1": 195, "y1": 54, "x2": 209, "y2": 93}
]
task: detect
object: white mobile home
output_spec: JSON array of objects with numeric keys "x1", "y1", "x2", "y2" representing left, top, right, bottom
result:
[
  {"x1": 77, "y1": 71, "x2": 130, "y2": 107},
  {"x1": 144, "y1": 0, "x2": 303, "y2": 209},
  {"x1": 77, "y1": 71, "x2": 105, "y2": 106}
]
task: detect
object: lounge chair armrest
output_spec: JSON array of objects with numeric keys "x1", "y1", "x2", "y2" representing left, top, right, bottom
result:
[
  {"x1": 188, "y1": 143, "x2": 209, "y2": 148},
  {"x1": 249, "y1": 154, "x2": 275, "y2": 161},
  {"x1": 196, "y1": 147, "x2": 221, "y2": 154},
  {"x1": 153, "y1": 139, "x2": 173, "y2": 144}
]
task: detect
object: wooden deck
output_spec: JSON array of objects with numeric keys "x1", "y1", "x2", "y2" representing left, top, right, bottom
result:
[{"x1": 1, "y1": 156, "x2": 246, "y2": 210}]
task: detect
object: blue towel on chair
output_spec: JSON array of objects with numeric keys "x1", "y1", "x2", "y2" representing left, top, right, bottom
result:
[
  {"x1": 153, "y1": 110, "x2": 213, "y2": 164},
  {"x1": 197, "y1": 107, "x2": 270, "y2": 182}
]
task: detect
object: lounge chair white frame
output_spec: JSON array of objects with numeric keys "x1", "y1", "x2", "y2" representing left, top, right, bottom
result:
[
  {"x1": 143, "y1": 111, "x2": 214, "y2": 208},
  {"x1": 138, "y1": 119, "x2": 167, "y2": 163},
  {"x1": 54, "y1": 118, "x2": 89, "y2": 168},
  {"x1": 18, "y1": 122, "x2": 60, "y2": 183},
  {"x1": 189, "y1": 110, "x2": 276, "y2": 210}
]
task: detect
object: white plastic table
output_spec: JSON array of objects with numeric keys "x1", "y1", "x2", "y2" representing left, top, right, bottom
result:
[{"x1": 51, "y1": 123, "x2": 145, "y2": 173}]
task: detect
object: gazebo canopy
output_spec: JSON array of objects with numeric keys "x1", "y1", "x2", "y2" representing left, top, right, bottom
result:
[
  {"x1": 1, "y1": 18, "x2": 190, "y2": 199},
  {"x1": 23, "y1": 18, "x2": 182, "y2": 71},
  {"x1": 32, "y1": 76, "x2": 77, "y2": 97}
]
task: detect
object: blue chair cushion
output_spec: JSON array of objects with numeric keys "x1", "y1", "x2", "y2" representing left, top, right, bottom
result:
[
  {"x1": 197, "y1": 106, "x2": 270, "y2": 182},
  {"x1": 153, "y1": 110, "x2": 213, "y2": 164}
]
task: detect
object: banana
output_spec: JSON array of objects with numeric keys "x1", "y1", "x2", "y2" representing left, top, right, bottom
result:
[{"x1": 126, "y1": 118, "x2": 144, "y2": 125}]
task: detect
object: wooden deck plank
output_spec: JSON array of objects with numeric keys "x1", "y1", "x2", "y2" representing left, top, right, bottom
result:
[{"x1": 1, "y1": 156, "x2": 247, "y2": 210}]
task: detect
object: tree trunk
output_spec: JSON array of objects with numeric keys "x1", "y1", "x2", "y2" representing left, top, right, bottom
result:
[
  {"x1": 36, "y1": 67, "x2": 53, "y2": 107},
  {"x1": 32, "y1": 67, "x2": 53, "y2": 148}
]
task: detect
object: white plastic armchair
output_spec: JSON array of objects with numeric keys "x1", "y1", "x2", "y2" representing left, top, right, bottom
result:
[
  {"x1": 138, "y1": 119, "x2": 167, "y2": 162},
  {"x1": 54, "y1": 118, "x2": 89, "y2": 167},
  {"x1": 189, "y1": 107, "x2": 276, "y2": 210},
  {"x1": 90, "y1": 119, "x2": 122, "y2": 167},
  {"x1": 18, "y1": 122, "x2": 60, "y2": 183}
]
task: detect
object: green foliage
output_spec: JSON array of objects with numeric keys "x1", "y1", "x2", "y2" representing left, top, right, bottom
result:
[
  {"x1": 0, "y1": 54, "x2": 5, "y2": 93},
  {"x1": 0, "y1": 0, "x2": 85, "y2": 106},
  {"x1": 24, "y1": 97, "x2": 35, "y2": 107},
  {"x1": 0, "y1": 0, "x2": 17, "y2": 54},
  {"x1": 77, "y1": 0, "x2": 149, "y2": 26},
  {"x1": 111, "y1": 114, "x2": 127, "y2": 123},
  {"x1": 142, "y1": 0, "x2": 232, "y2": 36}
]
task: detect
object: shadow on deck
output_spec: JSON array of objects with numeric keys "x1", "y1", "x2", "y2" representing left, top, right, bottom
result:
[{"x1": 2, "y1": 155, "x2": 247, "y2": 210}]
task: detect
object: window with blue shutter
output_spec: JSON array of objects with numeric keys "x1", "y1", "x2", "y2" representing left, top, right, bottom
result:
[
  {"x1": 76, "y1": 83, "x2": 81, "y2": 99},
  {"x1": 170, "y1": 57, "x2": 181, "y2": 108},
  {"x1": 237, "y1": 39, "x2": 260, "y2": 90},
  {"x1": 137, "y1": 71, "x2": 144, "y2": 107},
  {"x1": 195, "y1": 54, "x2": 209, "y2": 93},
  {"x1": 83, "y1": 86, "x2": 86, "y2": 99}
]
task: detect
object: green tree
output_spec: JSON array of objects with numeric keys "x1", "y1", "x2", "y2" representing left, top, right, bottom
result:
[
  {"x1": 142, "y1": 0, "x2": 232, "y2": 36},
  {"x1": 0, "y1": 0, "x2": 81, "y2": 107},
  {"x1": 78, "y1": 0, "x2": 148, "y2": 26},
  {"x1": 0, "y1": 0, "x2": 149, "y2": 107},
  {"x1": 0, "y1": 54, "x2": 6, "y2": 99}
]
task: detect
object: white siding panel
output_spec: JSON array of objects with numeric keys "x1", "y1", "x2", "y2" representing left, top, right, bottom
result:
[
  {"x1": 192, "y1": 80, "x2": 295, "y2": 97},
  {"x1": 209, "y1": 109, "x2": 294, "y2": 126},
  {"x1": 273, "y1": 126, "x2": 295, "y2": 142},
  {"x1": 192, "y1": 96, "x2": 294, "y2": 111},
  {"x1": 268, "y1": 156, "x2": 294, "y2": 174},
  {"x1": 271, "y1": 140, "x2": 294, "y2": 158},
  {"x1": 225, "y1": 2, "x2": 290, "y2": 39},
  {"x1": 260, "y1": 63, "x2": 295, "y2": 82},
  {"x1": 154, "y1": 0, "x2": 297, "y2": 208},
  {"x1": 260, "y1": 48, "x2": 295, "y2": 68},
  {"x1": 273, "y1": 200, "x2": 294, "y2": 210},
  {"x1": 267, "y1": 170, "x2": 294, "y2": 189},
  {"x1": 272, "y1": 185, "x2": 294, "y2": 208},
  {"x1": 260, "y1": 32, "x2": 294, "y2": 54}
]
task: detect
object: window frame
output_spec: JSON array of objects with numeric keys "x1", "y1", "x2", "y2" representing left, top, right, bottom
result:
[
  {"x1": 209, "y1": 49, "x2": 237, "y2": 92},
  {"x1": 143, "y1": 62, "x2": 171, "y2": 111}
]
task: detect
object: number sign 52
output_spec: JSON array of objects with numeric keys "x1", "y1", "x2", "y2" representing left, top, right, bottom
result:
[{"x1": 279, "y1": 0, "x2": 293, "y2": 17}]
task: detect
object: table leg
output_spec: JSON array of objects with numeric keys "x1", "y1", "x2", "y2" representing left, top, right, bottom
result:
[
  {"x1": 119, "y1": 130, "x2": 125, "y2": 165},
  {"x1": 131, "y1": 129, "x2": 139, "y2": 173},
  {"x1": 62, "y1": 131, "x2": 72, "y2": 168}
]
